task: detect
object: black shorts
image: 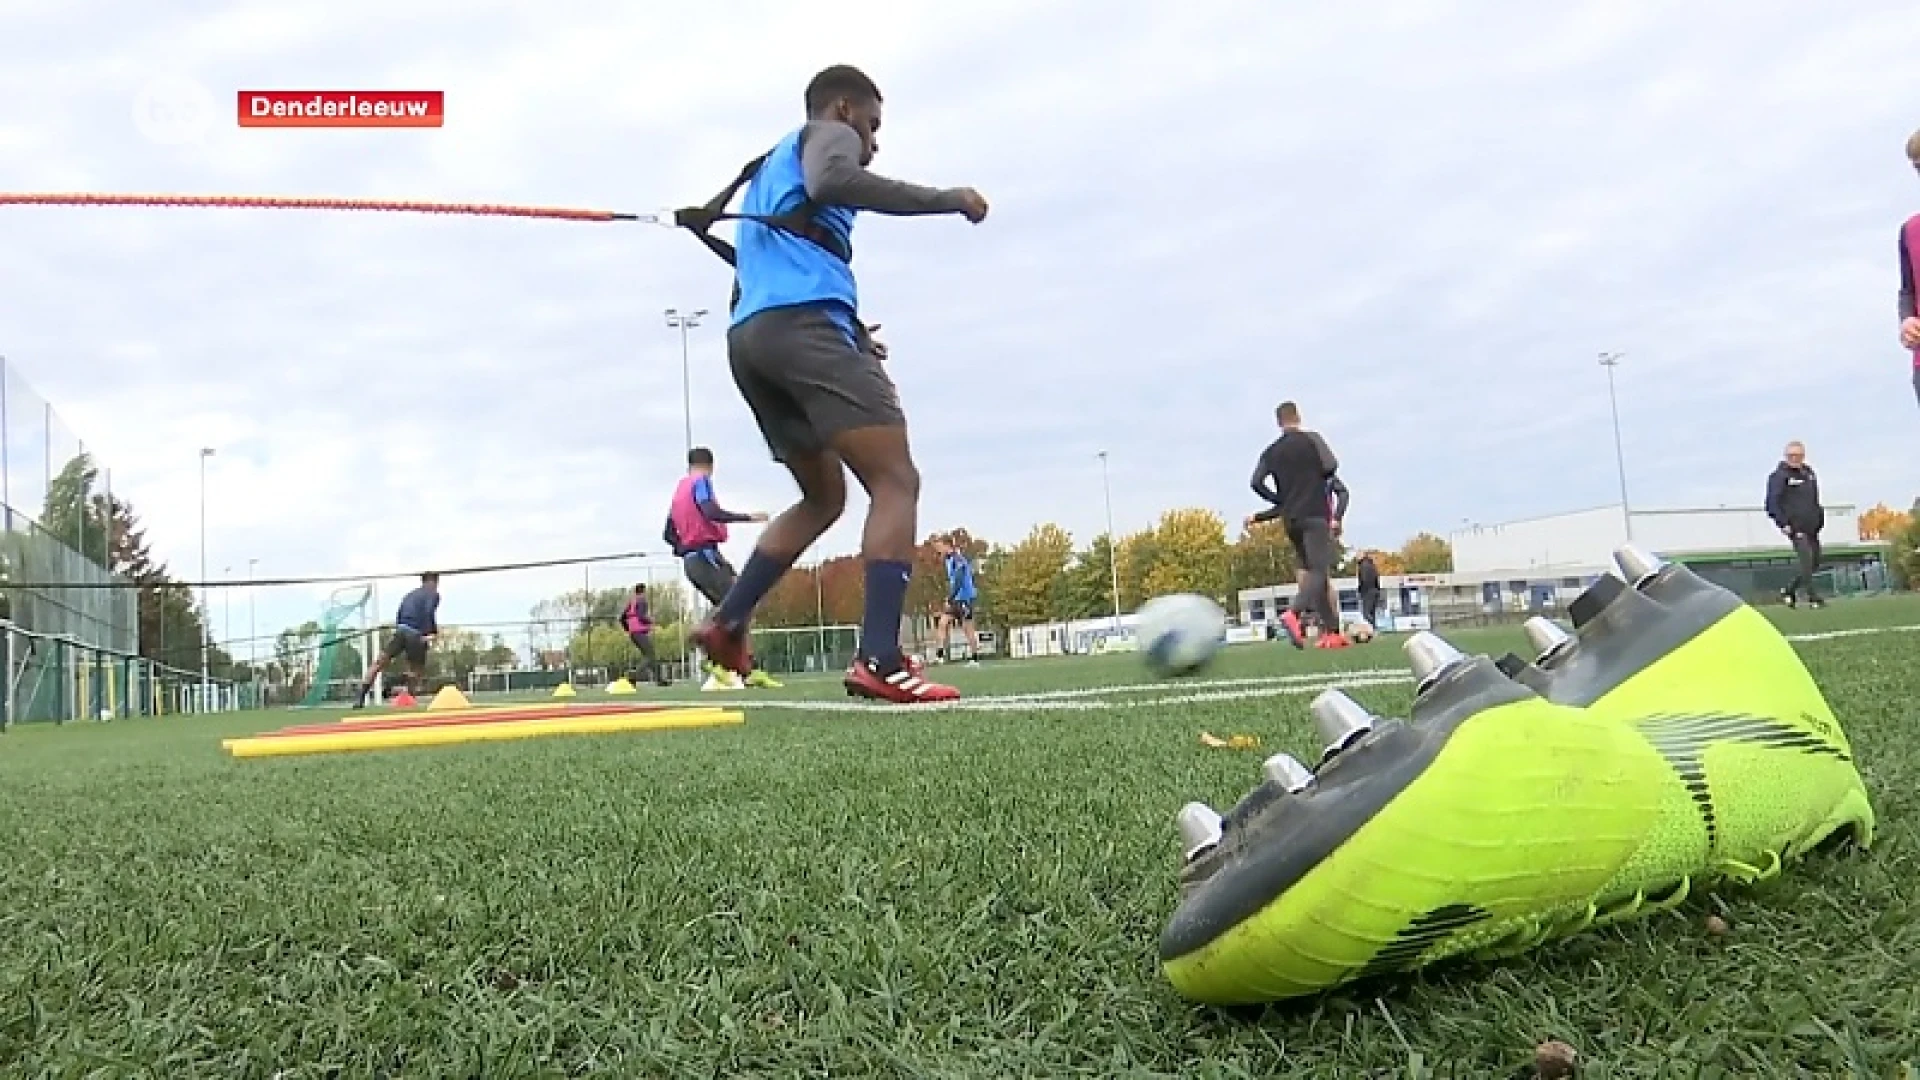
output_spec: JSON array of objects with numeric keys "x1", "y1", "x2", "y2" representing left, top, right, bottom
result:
[
  {"x1": 1285, "y1": 517, "x2": 1336, "y2": 574},
  {"x1": 727, "y1": 303, "x2": 906, "y2": 461},
  {"x1": 944, "y1": 599, "x2": 975, "y2": 622},
  {"x1": 684, "y1": 548, "x2": 738, "y2": 605},
  {"x1": 383, "y1": 627, "x2": 429, "y2": 666}
]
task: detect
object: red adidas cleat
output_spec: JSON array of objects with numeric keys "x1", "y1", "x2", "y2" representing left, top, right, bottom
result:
[
  {"x1": 844, "y1": 655, "x2": 961, "y2": 703},
  {"x1": 692, "y1": 619, "x2": 754, "y2": 677},
  {"x1": 1279, "y1": 610, "x2": 1306, "y2": 649},
  {"x1": 1315, "y1": 632, "x2": 1352, "y2": 650}
]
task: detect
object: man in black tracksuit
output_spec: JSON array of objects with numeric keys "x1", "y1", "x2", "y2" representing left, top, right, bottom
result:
[
  {"x1": 1355, "y1": 552, "x2": 1382, "y2": 628},
  {"x1": 1249, "y1": 400, "x2": 1350, "y2": 649},
  {"x1": 1764, "y1": 440, "x2": 1826, "y2": 609}
]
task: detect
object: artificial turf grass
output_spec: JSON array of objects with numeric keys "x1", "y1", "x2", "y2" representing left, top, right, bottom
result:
[{"x1": 0, "y1": 601, "x2": 1915, "y2": 1077}]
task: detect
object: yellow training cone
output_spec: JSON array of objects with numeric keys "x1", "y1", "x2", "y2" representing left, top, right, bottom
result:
[
  {"x1": 552, "y1": 682, "x2": 577, "y2": 699},
  {"x1": 606, "y1": 677, "x2": 636, "y2": 695},
  {"x1": 427, "y1": 685, "x2": 472, "y2": 711}
]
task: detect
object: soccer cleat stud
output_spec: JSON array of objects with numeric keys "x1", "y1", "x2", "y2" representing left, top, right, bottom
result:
[
  {"x1": 1523, "y1": 616, "x2": 1574, "y2": 667},
  {"x1": 1176, "y1": 802, "x2": 1225, "y2": 863},
  {"x1": 1310, "y1": 690, "x2": 1376, "y2": 763},
  {"x1": 1262, "y1": 752, "x2": 1315, "y2": 793},
  {"x1": 1405, "y1": 632, "x2": 1467, "y2": 696},
  {"x1": 1612, "y1": 543, "x2": 1665, "y2": 588}
]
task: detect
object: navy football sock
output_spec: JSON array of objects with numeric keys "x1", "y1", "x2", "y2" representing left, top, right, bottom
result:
[
  {"x1": 860, "y1": 560, "x2": 913, "y2": 667},
  {"x1": 713, "y1": 548, "x2": 796, "y2": 629}
]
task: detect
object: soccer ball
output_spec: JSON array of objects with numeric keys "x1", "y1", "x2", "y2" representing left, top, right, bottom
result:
[
  {"x1": 1137, "y1": 593, "x2": 1227, "y2": 676},
  {"x1": 1344, "y1": 620, "x2": 1376, "y2": 644}
]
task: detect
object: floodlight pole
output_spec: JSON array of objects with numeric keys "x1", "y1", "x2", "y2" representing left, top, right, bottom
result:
[
  {"x1": 1598, "y1": 352, "x2": 1633, "y2": 542},
  {"x1": 665, "y1": 308, "x2": 710, "y2": 457},
  {"x1": 815, "y1": 564, "x2": 826, "y2": 668},
  {"x1": 248, "y1": 558, "x2": 258, "y2": 699},
  {"x1": 1098, "y1": 451, "x2": 1122, "y2": 630},
  {"x1": 198, "y1": 447, "x2": 214, "y2": 710}
]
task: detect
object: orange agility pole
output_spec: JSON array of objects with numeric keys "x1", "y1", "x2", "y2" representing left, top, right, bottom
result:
[{"x1": 0, "y1": 191, "x2": 662, "y2": 224}]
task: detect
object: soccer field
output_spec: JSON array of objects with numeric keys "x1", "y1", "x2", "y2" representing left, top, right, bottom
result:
[{"x1": 3, "y1": 600, "x2": 1916, "y2": 1078}]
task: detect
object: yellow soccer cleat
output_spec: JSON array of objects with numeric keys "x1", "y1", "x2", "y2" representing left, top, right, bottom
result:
[
  {"x1": 744, "y1": 669, "x2": 783, "y2": 689},
  {"x1": 1501, "y1": 545, "x2": 1876, "y2": 880},
  {"x1": 1158, "y1": 615, "x2": 1874, "y2": 1006}
]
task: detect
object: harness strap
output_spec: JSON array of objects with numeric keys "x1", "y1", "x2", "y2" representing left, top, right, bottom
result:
[{"x1": 668, "y1": 151, "x2": 853, "y2": 313}]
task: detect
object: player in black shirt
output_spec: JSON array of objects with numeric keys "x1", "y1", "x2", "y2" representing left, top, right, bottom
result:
[
  {"x1": 1248, "y1": 401, "x2": 1350, "y2": 649},
  {"x1": 1355, "y1": 552, "x2": 1382, "y2": 628}
]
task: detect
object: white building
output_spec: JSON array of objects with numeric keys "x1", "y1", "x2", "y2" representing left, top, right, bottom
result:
[
  {"x1": 1004, "y1": 614, "x2": 1141, "y2": 659},
  {"x1": 1236, "y1": 502, "x2": 1882, "y2": 631},
  {"x1": 1449, "y1": 503, "x2": 1861, "y2": 575}
]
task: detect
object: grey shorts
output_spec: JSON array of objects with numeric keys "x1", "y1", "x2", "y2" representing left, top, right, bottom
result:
[
  {"x1": 683, "y1": 548, "x2": 738, "y2": 606},
  {"x1": 1286, "y1": 518, "x2": 1336, "y2": 574},
  {"x1": 727, "y1": 303, "x2": 905, "y2": 461}
]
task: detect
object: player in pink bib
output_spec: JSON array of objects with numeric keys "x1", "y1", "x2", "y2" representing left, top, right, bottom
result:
[{"x1": 1898, "y1": 128, "x2": 1920, "y2": 403}]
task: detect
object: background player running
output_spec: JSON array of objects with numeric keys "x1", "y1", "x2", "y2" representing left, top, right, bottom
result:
[
  {"x1": 687, "y1": 64, "x2": 990, "y2": 705},
  {"x1": 663, "y1": 447, "x2": 781, "y2": 690},
  {"x1": 932, "y1": 535, "x2": 982, "y2": 665},
  {"x1": 619, "y1": 582, "x2": 671, "y2": 686},
  {"x1": 1248, "y1": 402, "x2": 1351, "y2": 650},
  {"x1": 354, "y1": 571, "x2": 440, "y2": 706}
]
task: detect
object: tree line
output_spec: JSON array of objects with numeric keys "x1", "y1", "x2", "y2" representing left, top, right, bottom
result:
[
  {"x1": 2, "y1": 454, "x2": 1464, "y2": 686},
  {"x1": 498, "y1": 514, "x2": 1456, "y2": 670}
]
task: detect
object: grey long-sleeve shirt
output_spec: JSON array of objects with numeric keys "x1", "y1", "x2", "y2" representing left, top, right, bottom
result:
[{"x1": 798, "y1": 121, "x2": 968, "y2": 216}]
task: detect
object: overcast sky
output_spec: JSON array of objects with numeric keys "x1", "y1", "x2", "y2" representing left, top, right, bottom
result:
[{"x1": 1, "y1": 0, "x2": 1917, "y2": 652}]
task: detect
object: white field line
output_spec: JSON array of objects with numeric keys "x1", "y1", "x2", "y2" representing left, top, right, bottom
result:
[
  {"x1": 728, "y1": 621, "x2": 1910, "y2": 714},
  {"x1": 1782, "y1": 622, "x2": 1920, "y2": 643},
  {"x1": 740, "y1": 674, "x2": 1411, "y2": 714}
]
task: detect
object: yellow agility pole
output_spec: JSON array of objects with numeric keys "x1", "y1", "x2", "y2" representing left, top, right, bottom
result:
[{"x1": 224, "y1": 706, "x2": 743, "y2": 759}]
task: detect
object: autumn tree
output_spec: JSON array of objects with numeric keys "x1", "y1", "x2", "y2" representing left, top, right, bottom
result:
[
  {"x1": 973, "y1": 545, "x2": 1012, "y2": 629},
  {"x1": 1228, "y1": 520, "x2": 1299, "y2": 597},
  {"x1": 1140, "y1": 508, "x2": 1231, "y2": 602},
  {"x1": 991, "y1": 523, "x2": 1075, "y2": 627},
  {"x1": 1057, "y1": 534, "x2": 1120, "y2": 621},
  {"x1": 1399, "y1": 532, "x2": 1453, "y2": 573},
  {"x1": 1115, "y1": 529, "x2": 1159, "y2": 611},
  {"x1": 1859, "y1": 503, "x2": 1908, "y2": 542},
  {"x1": 759, "y1": 567, "x2": 820, "y2": 628},
  {"x1": 1357, "y1": 547, "x2": 1406, "y2": 575}
]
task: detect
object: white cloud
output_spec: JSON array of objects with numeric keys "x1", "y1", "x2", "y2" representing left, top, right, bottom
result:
[{"x1": 1, "y1": 0, "x2": 1918, "y2": 649}]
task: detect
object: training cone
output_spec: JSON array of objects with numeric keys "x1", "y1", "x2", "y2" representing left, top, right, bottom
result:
[
  {"x1": 426, "y1": 685, "x2": 471, "y2": 712},
  {"x1": 552, "y1": 682, "x2": 577, "y2": 699},
  {"x1": 606, "y1": 677, "x2": 636, "y2": 695},
  {"x1": 392, "y1": 691, "x2": 417, "y2": 707}
]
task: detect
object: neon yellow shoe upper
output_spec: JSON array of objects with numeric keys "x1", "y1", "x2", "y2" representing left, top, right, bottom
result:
[
  {"x1": 1159, "y1": 548, "x2": 1874, "y2": 1007},
  {"x1": 745, "y1": 669, "x2": 783, "y2": 689},
  {"x1": 1506, "y1": 552, "x2": 1874, "y2": 889}
]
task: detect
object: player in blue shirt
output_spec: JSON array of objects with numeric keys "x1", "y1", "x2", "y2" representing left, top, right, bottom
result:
[
  {"x1": 684, "y1": 64, "x2": 990, "y2": 705},
  {"x1": 354, "y1": 571, "x2": 440, "y2": 707},
  {"x1": 932, "y1": 536, "x2": 982, "y2": 665}
]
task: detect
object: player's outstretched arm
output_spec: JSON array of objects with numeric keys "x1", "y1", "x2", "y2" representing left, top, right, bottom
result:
[{"x1": 802, "y1": 122, "x2": 979, "y2": 218}]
